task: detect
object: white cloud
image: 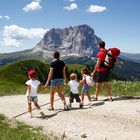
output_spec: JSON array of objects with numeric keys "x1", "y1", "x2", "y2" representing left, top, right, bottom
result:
[
  {"x1": 23, "y1": 1, "x2": 42, "y2": 12},
  {"x1": 69, "y1": 0, "x2": 75, "y2": 2},
  {"x1": 86, "y1": 5, "x2": 107, "y2": 13},
  {"x1": 0, "y1": 15, "x2": 10, "y2": 20},
  {"x1": 2, "y1": 25, "x2": 49, "y2": 48},
  {"x1": 64, "y1": 3, "x2": 78, "y2": 11}
]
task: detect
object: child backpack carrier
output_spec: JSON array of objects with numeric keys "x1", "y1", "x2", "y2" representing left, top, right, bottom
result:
[
  {"x1": 101, "y1": 48, "x2": 120, "y2": 69},
  {"x1": 85, "y1": 75, "x2": 94, "y2": 86}
]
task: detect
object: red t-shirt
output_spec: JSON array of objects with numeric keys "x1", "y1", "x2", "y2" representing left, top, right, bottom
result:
[{"x1": 97, "y1": 48, "x2": 108, "y2": 72}]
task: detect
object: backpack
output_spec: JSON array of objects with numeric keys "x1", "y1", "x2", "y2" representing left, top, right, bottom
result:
[
  {"x1": 85, "y1": 75, "x2": 94, "y2": 86},
  {"x1": 101, "y1": 48, "x2": 120, "y2": 69}
]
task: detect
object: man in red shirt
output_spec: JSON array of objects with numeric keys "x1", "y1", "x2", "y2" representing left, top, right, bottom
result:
[{"x1": 91, "y1": 41, "x2": 113, "y2": 101}]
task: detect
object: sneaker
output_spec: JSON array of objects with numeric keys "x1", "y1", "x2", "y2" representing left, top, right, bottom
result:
[
  {"x1": 79, "y1": 103, "x2": 83, "y2": 108},
  {"x1": 69, "y1": 103, "x2": 72, "y2": 108},
  {"x1": 63, "y1": 105, "x2": 69, "y2": 111},
  {"x1": 40, "y1": 111, "x2": 46, "y2": 118},
  {"x1": 48, "y1": 106, "x2": 54, "y2": 111}
]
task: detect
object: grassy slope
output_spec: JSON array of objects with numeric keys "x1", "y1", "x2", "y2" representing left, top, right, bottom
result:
[
  {"x1": 0, "y1": 59, "x2": 140, "y2": 96},
  {"x1": 0, "y1": 114, "x2": 59, "y2": 140},
  {"x1": 0, "y1": 59, "x2": 84, "y2": 96},
  {"x1": 0, "y1": 60, "x2": 50, "y2": 96}
]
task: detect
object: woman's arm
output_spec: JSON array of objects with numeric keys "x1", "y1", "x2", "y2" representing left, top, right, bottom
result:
[
  {"x1": 63, "y1": 67, "x2": 67, "y2": 85},
  {"x1": 91, "y1": 58, "x2": 101, "y2": 77},
  {"x1": 44, "y1": 68, "x2": 53, "y2": 87}
]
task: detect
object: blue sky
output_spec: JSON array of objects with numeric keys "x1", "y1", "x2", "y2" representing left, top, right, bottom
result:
[{"x1": 0, "y1": 0, "x2": 140, "y2": 53}]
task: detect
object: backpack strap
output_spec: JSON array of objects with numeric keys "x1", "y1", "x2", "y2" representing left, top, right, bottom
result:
[{"x1": 99, "y1": 49, "x2": 107, "y2": 68}]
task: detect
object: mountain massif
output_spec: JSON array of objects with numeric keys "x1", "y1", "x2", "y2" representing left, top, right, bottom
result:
[
  {"x1": 0, "y1": 24, "x2": 140, "y2": 81},
  {"x1": 33, "y1": 24, "x2": 101, "y2": 58}
]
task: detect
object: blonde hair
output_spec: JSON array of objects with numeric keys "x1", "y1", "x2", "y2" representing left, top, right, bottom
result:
[{"x1": 70, "y1": 73, "x2": 77, "y2": 80}]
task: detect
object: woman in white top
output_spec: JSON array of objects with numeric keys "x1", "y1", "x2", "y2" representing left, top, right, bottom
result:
[{"x1": 25, "y1": 70, "x2": 45, "y2": 118}]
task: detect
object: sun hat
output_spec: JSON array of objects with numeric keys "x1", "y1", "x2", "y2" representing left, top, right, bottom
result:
[{"x1": 28, "y1": 70, "x2": 37, "y2": 77}]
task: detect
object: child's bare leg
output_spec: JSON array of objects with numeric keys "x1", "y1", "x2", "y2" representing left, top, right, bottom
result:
[
  {"x1": 28, "y1": 102, "x2": 32, "y2": 113},
  {"x1": 86, "y1": 93, "x2": 91, "y2": 102},
  {"x1": 28, "y1": 102, "x2": 33, "y2": 117},
  {"x1": 34, "y1": 102, "x2": 45, "y2": 117},
  {"x1": 81, "y1": 93, "x2": 84, "y2": 103},
  {"x1": 34, "y1": 102, "x2": 40, "y2": 110}
]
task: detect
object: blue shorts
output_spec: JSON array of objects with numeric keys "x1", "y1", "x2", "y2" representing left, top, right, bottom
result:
[
  {"x1": 50, "y1": 79, "x2": 64, "y2": 87},
  {"x1": 81, "y1": 85, "x2": 89, "y2": 94},
  {"x1": 27, "y1": 96, "x2": 38, "y2": 103}
]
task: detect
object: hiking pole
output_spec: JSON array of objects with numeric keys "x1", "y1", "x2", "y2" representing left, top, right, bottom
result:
[{"x1": 13, "y1": 98, "x2": 61, "y2": 119}]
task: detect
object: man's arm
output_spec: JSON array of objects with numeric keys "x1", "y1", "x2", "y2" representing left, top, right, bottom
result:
[{"x1": 91, "y1": 58, "x2": 101, "y2": 77}]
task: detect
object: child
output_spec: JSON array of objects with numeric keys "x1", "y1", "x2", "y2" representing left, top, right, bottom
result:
[
  {"x1": 68, "y1": 73, "x2": 83, "y2": 108},
  {"x1": 25, "y1": 70, "x2": 45, "y2": 118},
  {"x1": 80, "y1": 67, "x2": 92, "y2": 107}
]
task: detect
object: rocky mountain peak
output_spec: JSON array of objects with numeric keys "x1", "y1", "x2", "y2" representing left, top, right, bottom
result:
[{"x1": 33, "y1": 24, "x2": 101, "y2": 58}]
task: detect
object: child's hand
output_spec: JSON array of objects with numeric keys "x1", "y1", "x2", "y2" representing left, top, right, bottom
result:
[
  {"x1": 42, "y1": 85, "x2": 47, "y2": 88},
  {"x1": 42, "y1": 82, "x2": 48, "y2": 88},
  {"x1": 91, "y1": 72, "x2": 95, "y2": 78}
]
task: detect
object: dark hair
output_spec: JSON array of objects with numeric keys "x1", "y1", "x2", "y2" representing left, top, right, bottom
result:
[
  {"x1": 99, "y1": 41, "x2": 105, "y2": 48},
  {"x1": 81, "y1": 67, "x2": 88, "y2": 74},
  {"x1": 53, "y1": 51, "x2": 60, "y2": 59}
]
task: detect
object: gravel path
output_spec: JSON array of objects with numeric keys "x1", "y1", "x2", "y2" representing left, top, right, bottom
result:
[{"x1": 0, "y1": 94, "x2": 140, "y2": 140}]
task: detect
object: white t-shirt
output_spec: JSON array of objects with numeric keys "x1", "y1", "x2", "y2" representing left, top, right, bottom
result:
[
  {"x1": 68, "y1": 80, "x2": 79, "y2": 94},
  {"x1": 25, "y1": 79, "x2": 40, "y2": 97}
]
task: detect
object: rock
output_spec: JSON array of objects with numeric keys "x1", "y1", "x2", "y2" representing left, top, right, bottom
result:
[
  {"x1": 81, "y1": 133, "x2": 87, "y2": 138},
  {"x1": 33, "y1": 24, "x2": 101, "y2": 58}
]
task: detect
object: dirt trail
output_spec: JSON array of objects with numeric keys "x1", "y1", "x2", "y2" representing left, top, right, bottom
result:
[{"x1": 0, "y1": 94, "x2": 140, "y2": 140}]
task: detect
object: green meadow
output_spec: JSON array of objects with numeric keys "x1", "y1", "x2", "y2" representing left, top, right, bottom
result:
[{"x1": 0, "y1": 59, "x2": 140, "y2": 97}]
